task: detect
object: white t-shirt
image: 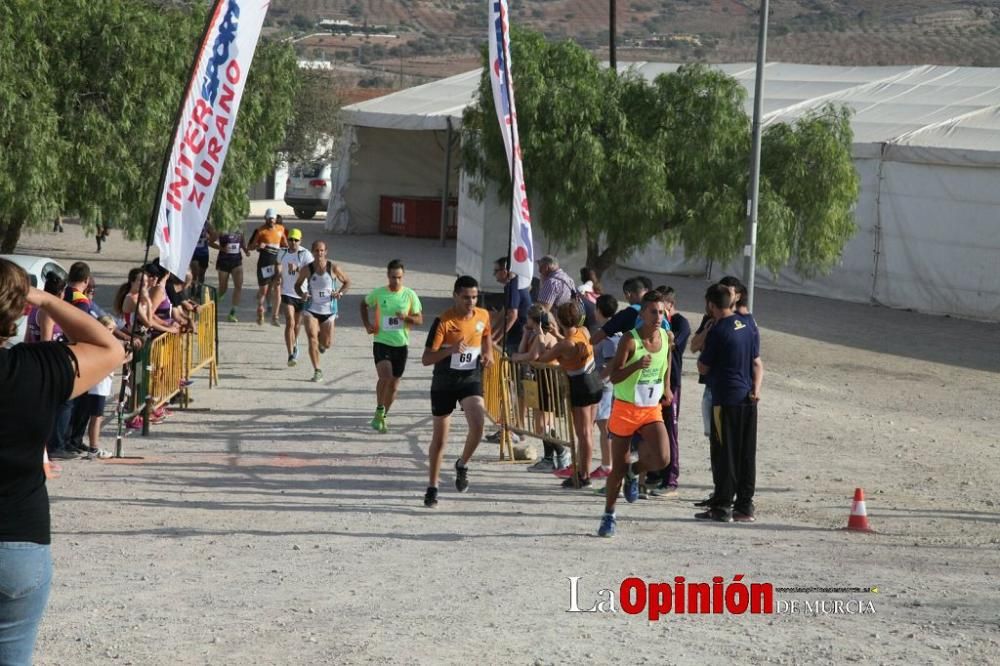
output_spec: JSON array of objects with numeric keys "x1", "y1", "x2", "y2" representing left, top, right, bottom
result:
[
  {"x1": 88, "y1": 372, "x2": 115, "y2": 397},
  {"x1": 278, "y1": 248, "x2": 314, "y2": 298}
]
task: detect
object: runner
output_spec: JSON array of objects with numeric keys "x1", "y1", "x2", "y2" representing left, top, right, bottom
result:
[
  {"x1": 246, "y1": 208, "x2": 287, "y2": 326},
  {"x1": 361, "y1": 259, "x2": 423, "y2": 433},
  {"x1": 294, "y1": 240, "x2": 350, "y2": 382},
  {"x1": 190, "y1": 223, "x2": 211, "y2": 292},
  {"x1": 597, "y1": 291, "x2": 673, "y2": 537},
  {"x1": 275, "y1": 229, "x2": 313, "y2": 367},
  {"x1": 422, "y1": 276, "x2": 493, "y2": 508},
  {"x1": 210, "y1": 226, "x2": 249, "y2": 322}
]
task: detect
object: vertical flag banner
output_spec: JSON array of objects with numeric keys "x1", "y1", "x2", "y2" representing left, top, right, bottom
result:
[
  {"x1": 489, "y1": 0, "x2": 534, "y2": 289},
  {"x1": 154, "y1": 0, "x2": 270, "y2": 278}
]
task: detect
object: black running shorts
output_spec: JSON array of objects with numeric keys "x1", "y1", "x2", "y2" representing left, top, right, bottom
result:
[{"x1": 373, "y1": 342, "x2": 408, "y2": 378}]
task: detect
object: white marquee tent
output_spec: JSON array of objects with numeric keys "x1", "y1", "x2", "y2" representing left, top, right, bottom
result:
[{"x1": 336, "y1": 63, "x2": 1000, "y2": 320}]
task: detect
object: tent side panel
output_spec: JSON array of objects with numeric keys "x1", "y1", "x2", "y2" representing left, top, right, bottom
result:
[{"x1": 875, "y1": 161, "x2": 1000, "y2": 320}]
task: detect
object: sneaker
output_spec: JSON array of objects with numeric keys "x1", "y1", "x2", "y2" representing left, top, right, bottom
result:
[
  {"x1": 227, "y1": 312, "x2": 238, "y2": 323},
  {"x1": 593, "y1": 485, "x2": 625, "y2": 498},
  {"x1": 733, "y1": 511, "x2": 756, "y2": 523},
  {"x1": 650, "y1": 485, "x2": 679, "y2": 499},
  {"x1": 85, "y1": 447, "x2": 112, "y2": 460},
  {"x1": 484, "y1": 430, "x2": 502, "y2": 443},
  {"x1": 527, "y1": 458, "x2": 556, "y2": 472},
  {"x1": 623, "y1": 463, "x2": 639, "y2": 503},
  {"x1": 288, "y1": 354, "x2": 297, "y2": 367},
  {"x1": 561, "y1": 474, "x2": 592, "y2": 489},
  {"x1": 590, "y1": 466, "x2": 611, "y2": 480},
  {"x1": 377, "y1": 416, "x2": 388, "y2": 434},
  {"x1": 270, "y1": 317, "x2": 281, "y2": 327},
  {"x1": 454, "y1": 460, "x2": 469, "y2": 493},
  {"x1": 695, "y1": 508, "x2": 734, "y2": 523},
  {"x1": 49, "y1": 448, "x2": 82, "y2": 460},
  {"x1": 423, "y1": 487, "x2": 439, "y2": 508},
  {"x1": 292, "y1": 344, "x2": 299, "y2": 360},
  {"x1": 256, "y1": 311, "x2": 264, "y2": 326},
  {"x1": 597, "y1": 513, "x2": 617, "y2": 538},
  {"x1": 310, "y1": 369, "x2": 323, "y2": 382},
  {"x1": 553, "y1": 466, "x2": 575, "y2": 478},
  {"x1": 319, "y1": 345, "x2": 328, "y2": 354},
  {"x1": 555, "y1": 451, "x2": 571, "y2": 470},
  {"x1": 694, "y1": 495, "x2": 715, "y2": 507}
]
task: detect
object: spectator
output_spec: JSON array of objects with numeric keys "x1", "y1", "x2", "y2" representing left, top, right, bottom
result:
[
  {"x1": 490, "y1": 255, "x2": 532, "y2": 357},
  {"x1": 591, "y1": 276, "x2": 664, "y2": 346},
  {"x1": 26, "y1": 273, "x2": 66, "y2": 343},
  {"x1": 648, "y1": 286, "x2": 691, "y2": 498},
  {"x1": 577, "y1": 267, "x2": 601, "y2": 303},
  {"x1": 84, "y1": 316, "x2": 131, "y2": 460},
  {"x1": 535, "y1": 255, "x2": 576, "y2": 312},
  {"x1": 0, "y1": 258, "x2": 125, "y2": 664}
]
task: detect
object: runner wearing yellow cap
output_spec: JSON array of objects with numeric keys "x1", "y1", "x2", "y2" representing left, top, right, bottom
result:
[{"x1": 275, "y1": 228, "x2": 313, "y2": 366}]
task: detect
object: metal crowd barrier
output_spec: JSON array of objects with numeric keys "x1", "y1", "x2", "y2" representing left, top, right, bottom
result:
[{"x1": 482, "y1": 348, "x2": 579, "y2": 477}]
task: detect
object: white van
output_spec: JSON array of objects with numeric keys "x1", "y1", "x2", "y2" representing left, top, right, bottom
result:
[{"x1": 284, "y1": 162, "x2": 332, "y2": 219}]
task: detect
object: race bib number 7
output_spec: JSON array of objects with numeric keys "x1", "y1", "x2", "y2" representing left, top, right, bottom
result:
[
  {"x1": 382, "y1": 315, "x2": 403, "y2": 331},
  {"x1": 635, "y1": 381, "x2": 663, "y2": 407},
  {"x1": 450, "y1": 347, "x2": 480, "y2": 370}
]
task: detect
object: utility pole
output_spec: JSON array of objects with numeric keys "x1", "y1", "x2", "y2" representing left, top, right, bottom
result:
[
  {"x1": 609, "y1": 0, "x2": 617, "y2": 72},
  {"x1": 743, "y1": 0, "x2": 769, "y2": 312}
]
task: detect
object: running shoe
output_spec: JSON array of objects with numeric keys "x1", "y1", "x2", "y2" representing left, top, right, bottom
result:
[
  {"x1": 527, "y1": 458, "x2": 556, "y2": 472},
  {"x1": 423, "y1": 487, "x2": 439, "y2": 508},
  {"x1": 561, "y1": 474, "x2": 591, "y2": 489},
  {"x1": 593, "y1": 485, "x2": 625, "y2": 498},
  {"x1": 553, "y1": 466, "x2": 575, "y2": 478},
  {"x1": 597, "y1": 513, "x2": 616, "y2": 538},
  {"x1": 227, "y1": 312, "x2": 238, "y2": 323},
  {"x1": 319, "y1": 345, "x2": 328, "y2": 354},
  {"x1": 623, "y1": 463, "x2": 639, "y2": 504},
  {"x1": 732, "y1": 511, "x2": 756, "y2": 523},
  {"x1": 85, "y1": 447, "x2": 112, "y2": 460},
  {"x1": 292, "y1": 344, "x2": 299, "y2": 360},
  {"x1": 49, "y1": 448, "x2": 82, "y2": 460},
  {"x1": 484, "y1": 430, "x2": 521, "y2": 443},
  {"x1": 590, "y1": 466, "x2": 611, "y2": 480},
  {"x1": 256, "y1": 310, "x2": 264, "y2": 326},
  {"x1": 649, "y1": 484, "x2": 679, "y2": 499},
  {"x1": 695, "y1": 508, "x2": 734, "y2": 523},
  {"x1": 288, "y1": 354, "x2": 297, "y2": 367},
  {"x1": 270, "y1": 317, "x2": 280, "y2": 327},
  {"x1": 454, "y1": 460, "x2": 469, "y2": 493},
  {"x1": 693, "y1": 495, "x2": 715, "y2": 507},
  {"x1": 555, "y1": 450, "x2": 571, "y2": 470},
  {"x1": 310, "y1": 368, "x2": 323, "y2": 382},
  {"x1": 377, "y1": 416, "x2": 388, "y2": 434}
]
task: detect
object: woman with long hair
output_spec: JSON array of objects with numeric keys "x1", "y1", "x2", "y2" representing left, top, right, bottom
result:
[{"x1": 0, "y1": 258, "x2": 125, "y2": 663}]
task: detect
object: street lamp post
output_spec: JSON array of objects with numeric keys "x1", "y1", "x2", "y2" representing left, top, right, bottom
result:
[
  {"x1": 743, "y1": 0, "x2": 769, "y2": 312},
  {"x1": 609, "y1": 0, "x2": 617, "y2": 71}
]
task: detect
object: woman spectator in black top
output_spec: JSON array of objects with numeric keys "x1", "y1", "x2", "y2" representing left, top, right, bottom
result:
[{"x1": 0, "y1": 258, "x2": 125, "y2": 664}]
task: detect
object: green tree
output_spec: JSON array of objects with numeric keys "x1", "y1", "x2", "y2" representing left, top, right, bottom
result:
[
  {"x1": 0, "y1": 1, "x2": 64, "y2": 252},
  {"x1": 282, "y1": 67, "x2": 343, "y2": 166},
  {"x1": 462, "y1": 31, "x2": 860, "y2": 277},
  {"x1": 0, "y1": 0, "x2": 300, "y2": 251}
]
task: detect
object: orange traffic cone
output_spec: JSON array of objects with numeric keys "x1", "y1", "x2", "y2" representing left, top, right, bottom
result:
[{"x1": 844, "y1": 487, "x2": 874, "y2": 533}]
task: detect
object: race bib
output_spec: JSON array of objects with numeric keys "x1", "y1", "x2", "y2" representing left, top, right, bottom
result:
[
  {"x1": 635, "y1": 381, "x2": 663, "y2": 407},
  {"x1": 225, "y1": 242, "x2": 240, "y2": 254},
  {"x1": 315, "y1": 289, "x2": 332, "y2": 303},
  {"x1": 260, "y1": 265, "x2": 275, "y2": 279},
  {"x1": 286, "y1": 264, "x2": 298, "y2": 275},
  {"x1": 382, "y1": 314, "x2": 403, "y2": 331},
  {"x1": 450, "y1": 347, "x2": 480, "y2": 371}
]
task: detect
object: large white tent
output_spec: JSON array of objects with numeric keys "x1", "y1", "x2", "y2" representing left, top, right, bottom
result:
[{"x1": 336, "y1": 63, "x2": 1000, "y2": 321}]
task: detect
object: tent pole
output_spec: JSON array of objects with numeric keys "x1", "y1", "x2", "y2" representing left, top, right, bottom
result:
[
  {"x1": 439, "y1": 117, "x2": 454, "y2": 247},
  {"x1": 743, "y1": 0, "x2": 769, "y2": 312}
]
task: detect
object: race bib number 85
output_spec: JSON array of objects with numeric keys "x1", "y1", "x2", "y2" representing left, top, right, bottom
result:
[{"x1": 382, "y1": 315, "x2": 403, "y2": 331}]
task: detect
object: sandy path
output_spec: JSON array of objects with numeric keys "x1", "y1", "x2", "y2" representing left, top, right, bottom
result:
[{"x1": 16, "y1": 219, "x2": 998, "y2": 665}]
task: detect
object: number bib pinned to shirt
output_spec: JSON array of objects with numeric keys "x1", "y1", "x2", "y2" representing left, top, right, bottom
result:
[
  {"x1": 634, "y1": 381, "x2": 663, "y2": 407},
  {"x1": 260, "y1": 265, "x2": 275, "y2": 279},
  {"x1": 450, "y1": 347, "x2": 480, "y2": 371},
  {"x1": 382, "y1": 315, "x2": 403, "y2": 331},
  {"x1": 314, "y1": 289, "x2": 332, "y2": 304},
  {"x1": 225, "y1": 242, "x2": 240, "y2": 254}
]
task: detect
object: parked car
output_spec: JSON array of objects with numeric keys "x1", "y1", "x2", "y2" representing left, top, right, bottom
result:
[
  {"x1": 284, "y1": 162, "x2": 332, "y2": 219},
  {"x1": 0, "y1": 254, "x2": 68, "y2": 347}
]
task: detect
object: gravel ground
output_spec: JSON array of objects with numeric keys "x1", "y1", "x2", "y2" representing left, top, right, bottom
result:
[{"x1": 17, "y1": 218, "x2": 999, "y2": 665}]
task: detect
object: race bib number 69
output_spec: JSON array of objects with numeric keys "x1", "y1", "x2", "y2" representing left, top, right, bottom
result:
[{"x1": 450, "y1": 348, "x2": 480, "y2": 371}]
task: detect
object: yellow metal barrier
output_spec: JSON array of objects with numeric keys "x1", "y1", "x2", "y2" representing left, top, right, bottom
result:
[
  {"x1": 481, "y1": 348, "x2": 578, "y2": 474},
  {"x1": 189, "y1": 300, "x2": 218, "y2": 387},
  {"x1": 146, "y1": 330, "x2": 186, "y2": 411}
]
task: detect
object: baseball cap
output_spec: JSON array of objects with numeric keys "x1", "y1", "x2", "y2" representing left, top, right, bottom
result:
[
  {"x1": 264, "y1": 207, "x2": 277, "y2": 220},
  {"x1": 288, "y1": 228, "x2": 303, "y2": 241}
]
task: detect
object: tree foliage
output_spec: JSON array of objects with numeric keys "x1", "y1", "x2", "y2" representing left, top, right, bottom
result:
[
  {"x1": 281, "y1": 67, "x2": 343, "y2": 166},
  {"x1": 462, "y1": 30, "x2": 860, "y2": 277},
  {"x1": 0, "y1": 0, "x2": 301, "y2": 252}
]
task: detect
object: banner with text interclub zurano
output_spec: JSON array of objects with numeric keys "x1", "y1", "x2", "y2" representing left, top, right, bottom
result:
[
  {"x1": 488, "y1": 0, "x2": 534, "y2": 290},
  {"x1": 153, "y1": 0, "x2": 269, "y2": 278}
]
